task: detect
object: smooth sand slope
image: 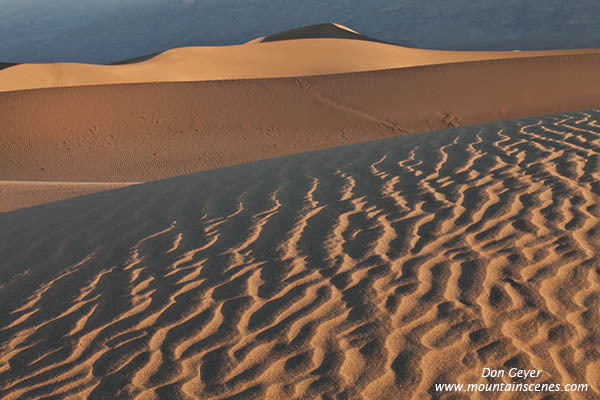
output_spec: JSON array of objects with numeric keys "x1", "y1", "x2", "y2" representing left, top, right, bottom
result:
[
  {"x1": 0, "y1": 181, "x2": 139, "y2": 213},
  {"x1": 1, "y1": 110, "x2": 599, "y2": 399},
  {"x1": 2, "y1": 52, "x2": 600, "y2": 211},
  {"x1": 1, "y1": 24, "x2": 599, "y2": 93}
]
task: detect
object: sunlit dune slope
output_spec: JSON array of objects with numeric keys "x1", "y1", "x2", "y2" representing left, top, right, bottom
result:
[
  {"x1": 1, "y1": 109, "x2": 599, "y2": 399},
  {"x1": 0, "y1": 23, "x2": 598, "y2": 93}
]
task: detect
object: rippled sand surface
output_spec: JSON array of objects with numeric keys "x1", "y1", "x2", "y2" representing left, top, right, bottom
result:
[{"x1": 1, "y1": 110, "x2": 599, "y2": 399}]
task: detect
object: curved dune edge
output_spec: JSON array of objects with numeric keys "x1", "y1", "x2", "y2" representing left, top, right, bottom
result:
[
  {"x1": 0, "y1": 33, "x2": 599, "y2": 93},
  {"x1": 1, "y1": 109, "x2": 599, "y2": 398},
  {"x1": 2, "y1": 52, "x2": 600, "y2": 212}
]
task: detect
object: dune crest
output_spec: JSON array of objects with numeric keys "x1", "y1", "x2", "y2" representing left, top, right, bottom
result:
[
  {"x1": 1, "y1": 109, "x2": 599, "y2": 398},
  {"x1": 331, "y1": 24, "x2": 360, "y2": 35},
  {"x1": 0, "y1": 23, "x2": 599, "y2": 92}
]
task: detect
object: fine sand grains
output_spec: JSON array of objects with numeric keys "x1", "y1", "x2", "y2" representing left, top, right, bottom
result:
[{"x1": 1, "y1": 109, "x2": 600, "y2": 399}]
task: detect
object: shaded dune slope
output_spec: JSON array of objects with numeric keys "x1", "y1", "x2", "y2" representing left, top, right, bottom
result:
[
  {"x1": 260, "y1": 23, "x2": 390, "y2": 44},
  {"x1": 1, "y1": 109, "x2": 600, "y2": 399},
  {"x1": 110, "y1": 54, "x2": 162, "y2": 66}
]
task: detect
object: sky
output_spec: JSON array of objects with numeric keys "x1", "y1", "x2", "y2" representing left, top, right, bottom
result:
[{"x1": 1, "y1": 0, "x2": 599, "y2": 64}]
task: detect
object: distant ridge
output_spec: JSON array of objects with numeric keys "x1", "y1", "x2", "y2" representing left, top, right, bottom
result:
[
  {"x1": 109, "y1": 53, "x2": 161, "y2": 65},
  {"x1": 261, "y1": 23, "x2": 392, "y2": 45},
  {"x1": 1, "y1": 23, "x2": 599, "y2": 93},
  {"x1": 2, "y1": 24, "x2": 388, "y2": 68},
  {"x1": 114, "y1": 23, "x2": 393, "y2": 65}
]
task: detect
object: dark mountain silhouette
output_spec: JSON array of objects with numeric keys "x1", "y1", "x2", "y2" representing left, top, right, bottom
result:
[{"x1": 261, "y1": 23, "x2": 391, "y2": 44}]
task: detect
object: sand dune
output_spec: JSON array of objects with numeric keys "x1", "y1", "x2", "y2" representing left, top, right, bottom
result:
[
  {"x1": 3, "y1": 53, "x2": 600, "y2": 212},
  {"x1": 0, "y1": 23, "x2": 599, "y2": 93},
  {"x1": 1, "y1": 109, "x2": 599, "y2": 398}
]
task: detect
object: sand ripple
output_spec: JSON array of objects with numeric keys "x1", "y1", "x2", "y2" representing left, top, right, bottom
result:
[{"x1": 1, "y1": 110, "x2": 600, "y2": 399}]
